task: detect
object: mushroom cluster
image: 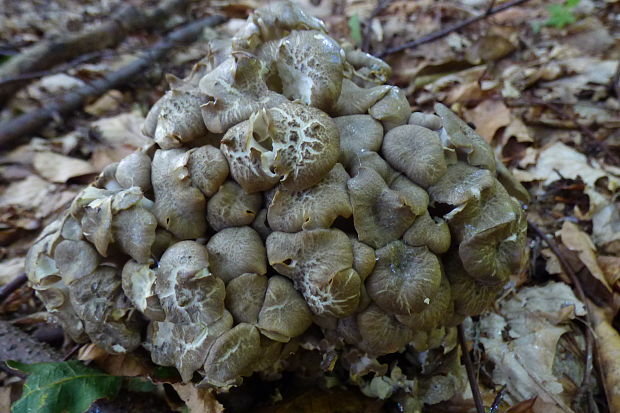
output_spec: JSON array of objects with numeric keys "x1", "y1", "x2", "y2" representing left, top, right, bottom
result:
[{"x1": 25, "y1": 0, "x2": 527, "y2": 399}]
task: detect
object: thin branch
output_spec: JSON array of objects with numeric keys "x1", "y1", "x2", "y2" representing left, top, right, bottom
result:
[
  {"x1": 458, "y1": 324, "x2": 485, "y2": 413},
  {"x1": 489, "y1": 385, "x2": 506, "y2": 413},
  {"x1": 0, "y1": 0, "x2": 191, "y2": 108},
  {"x1": 378, "y1": 0, "x2": 533, "y2": 57},
  {"x1": 0, "y1": 15, "x2": 226, "y2": 149},
  {"x1": 527, "y1": 220, "x2": 596, "y2": 405},
  {"x1": 0, "y1": 273, "x2": 27, "y2": 305},
  {"x1": 0, "y1": 50, "x2": 114, "y2": 87}
]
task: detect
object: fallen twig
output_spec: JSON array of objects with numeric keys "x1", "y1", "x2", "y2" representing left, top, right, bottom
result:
[
  {"x1": 0, "y1": 0, "x2": 191, "y2": 107},
  {"x1": 527, "y1": 220, "x2": 598, "y2": 409},
  {"x1": 0, "y1": 15, "x2": 225, "y2": 149},
  {"x1": 458, "y1": 324, "x2": 485, "y2": 413},
  {"x1": 489, "y1": 385, "x2": 506, "y2": 413},
  {"x1": 377, "y1": 0, "x2": 533, "y2": 57},
  {"x1": 0, "y1": 50, "x2": 114, "y2": 87},
  {"x1": 0, "y1": 273, "x2": 27, "y2": 305}
]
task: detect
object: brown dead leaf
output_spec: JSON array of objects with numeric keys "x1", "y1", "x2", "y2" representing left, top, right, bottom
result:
[
  {"x1": 479, "y1": 282, "x2": 585, "y2": 412},
  {"x1": 0, "y1": 175, "x2": 78, "y2": 225},
  {"x1": 422, "y1": 66, "x2": 487, "y2": 105},
  {"x1": 560, "y1": 221, "x2": 612, "y2": 293},
  {"x1": 33, "y1": 151, "x2": 97, "y2": 183},
  {"x1": 503, "y1": 117, "x2": 533, "y2": 145},
  {"x1": 506, "y1": 397, "x2": 537, "y2": 413},
  {"x1": 172, "y1": 383, "x2": 224, "y2": 413},
  {"x1": 598, "y1": 256, "x2": 620, "y2": 293},
  {"x1": 78, "y1": 343, "x2": 150, "y2": 377},
  {"x1": 528, "y1": 142, "x2": 620, "y2": 190},
  {"x1": 84, "y1": 90, "x2": 124, "y2": 116},
  {"x1": 466, "y1": 34, "x2": 515, "y2": 64},
  {"x1": 464, "y1": 100, "x2": 511, "y2": 143},
  {"x1": 590, "y1": 306, "x2": 620, "y2": 412},
  {"x1": 90, "y1": 145, "x2": 136, "y2": 171},
  {"x1": 91, "y1": 112, "x2": 152, "y2": 149},
  {"x1": 0, "y1": 175, "x2": 54, "y2": 211}
]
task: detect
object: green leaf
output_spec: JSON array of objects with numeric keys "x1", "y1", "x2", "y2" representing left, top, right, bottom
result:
[
  {"x1": 544, "y1": 0, "x2": 580, "y2": 29},
  {"x1": 7, "y1": 360, "x2": 122, "y2": 413},
  {"x1": 348, "y1": 14, "x2": 363, "y2": 46},
  {"x1": 545, "y1": 4, "x2": 576, "y2": 28}
]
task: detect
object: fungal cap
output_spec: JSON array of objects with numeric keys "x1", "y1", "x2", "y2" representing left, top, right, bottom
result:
[{"x1": 366, "y1": 241, "x2": 442, "y2": 315}]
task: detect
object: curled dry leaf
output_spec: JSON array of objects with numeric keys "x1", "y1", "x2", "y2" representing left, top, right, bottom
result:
[
  {"x1": 590, "y1": 306, "x2": 620, "y2": 413},
  {"x1": 560, "y1": 221, "x2": 612, "y2": 293}
]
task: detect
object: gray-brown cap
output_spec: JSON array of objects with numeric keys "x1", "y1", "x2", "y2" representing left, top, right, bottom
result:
[
  {"x1": 267, "y1": 163, "x2": 352, "y2": 232},
  {"x1": 381, "y1": 125, "x2": 447, "y2": 188},
  {"x1": 334, "y1": 115, "x2": 383, "y2": 170},
  {"x1": 206, "y1": 226, "x2": 267, "y2": 283},
  {"x1": 366, "y1": 241, "x2": 442, "y2": 316},
  {"x1": 155, "y1": 241, "x2": 225, "y2": 324},
  {"x1": 347, "y1": 167, "x2": 416, "y2": 249}
]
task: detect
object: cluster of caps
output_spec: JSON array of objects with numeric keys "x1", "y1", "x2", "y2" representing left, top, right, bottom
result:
[{"x1": 26, "y1": 1, "x2": 528, "y2": 394}]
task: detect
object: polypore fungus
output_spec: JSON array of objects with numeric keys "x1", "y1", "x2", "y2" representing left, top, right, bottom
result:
[{"x1": 25, "y1": 1, "x2": 528, "y2": 404}]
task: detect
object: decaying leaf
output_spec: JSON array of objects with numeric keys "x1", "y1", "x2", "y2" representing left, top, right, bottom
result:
[
  {"x1": 464, "y1": 100, "x2": 512, "y2": 143},
  {"x1": 478, "y1": 282, "x2": 586, "y2": 412},
  {"x1": 33, "y1": 152, "x2": 98, "y2": 183},
  {"x1": 506, "y1": 397, "x2": 537, "y2": 413},
  {"x1": 172, "y1": 383, "x2": 224, "y2": 413},
  {"x1": 590, "y1": 306, "x2": 620, "y2": 413},
  {"x1": 91, "y1": 112, "x2": 153, "y2": 149},
  {"x1": 560, "y1": 221, "x2": 612, "y2": 293},
  {"x1": 598, "y1": 256, "x2": 620, "y2": 292},
  {"x1": 527, "y1": 142, "x2": 620, "y2": 190}
]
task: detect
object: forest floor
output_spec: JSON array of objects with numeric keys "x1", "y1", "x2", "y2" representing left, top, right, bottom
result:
[{"x1": 0, "y1": 0, "x2": 619, "y2": 412}]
